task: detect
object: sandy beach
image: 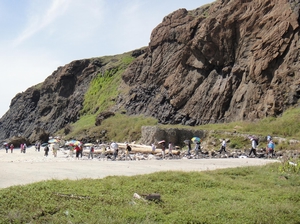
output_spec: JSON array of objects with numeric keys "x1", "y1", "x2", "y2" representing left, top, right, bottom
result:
[{"x1": 0, "y1": 146, "x2": 278, "y2": 189}]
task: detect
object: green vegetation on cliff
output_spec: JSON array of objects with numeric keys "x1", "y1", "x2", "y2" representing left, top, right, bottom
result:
[
  {"x1": 81, "y1": 53, "x2": 134, "y2": 115},
  {"x1": 58, "y1": 51, "x2": 157, "y2": 141}
]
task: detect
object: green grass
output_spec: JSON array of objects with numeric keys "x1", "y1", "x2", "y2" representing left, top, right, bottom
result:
[
  {"x1": 98, "y1": 113, "x2": 158, "y2": 142},
  {"x1": 199, "y1": 107, "x2": 300, "y2": 139},
  {"x1": 0, "y1": 163, "x2": 299, "y2": 223},
  {"x1": 60, "y1": 113, "x2": 158, "y2": 142}
]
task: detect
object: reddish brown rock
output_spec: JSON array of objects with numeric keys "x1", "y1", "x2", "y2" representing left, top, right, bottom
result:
[{"x1": 121, "y1": 0, "x2": 300, "y2": 125}]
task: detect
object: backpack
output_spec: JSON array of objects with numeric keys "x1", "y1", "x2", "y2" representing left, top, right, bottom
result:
[{"x1": 254, "y1": 138, "x2": 259, "y2": 146}]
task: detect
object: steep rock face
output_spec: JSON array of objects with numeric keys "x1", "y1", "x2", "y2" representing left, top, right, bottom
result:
[
  {"x1": 0, "y1": 59, "x2": 101, "y2": 142},
  {"x1": 121, "y1": 0, "x2": 300, "y2": 125}
]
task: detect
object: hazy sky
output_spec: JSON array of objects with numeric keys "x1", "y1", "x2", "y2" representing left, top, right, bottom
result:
[{"x1": 0, "y1": 0, "x2": 214, "y2": 118}]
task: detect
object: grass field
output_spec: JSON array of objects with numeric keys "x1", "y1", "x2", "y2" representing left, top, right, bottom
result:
[{"x1": 0, "y1": 162, "x2": 299, "y2": 223}]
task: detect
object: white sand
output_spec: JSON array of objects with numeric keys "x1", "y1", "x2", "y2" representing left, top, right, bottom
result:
[{"x1": 0, "y1": 146, "x2": 278, "y2": 189}]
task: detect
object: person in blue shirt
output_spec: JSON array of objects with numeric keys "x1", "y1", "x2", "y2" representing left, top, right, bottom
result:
[{"x1": 267, "y1": 140, "x2": 275, "y2": 158}]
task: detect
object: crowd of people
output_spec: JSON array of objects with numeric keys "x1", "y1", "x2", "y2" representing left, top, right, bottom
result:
[{"x1": 2, "y1": 135, "x2": 276, "y2": 160}]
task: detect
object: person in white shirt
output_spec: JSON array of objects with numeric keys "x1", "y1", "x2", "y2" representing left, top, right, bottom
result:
[
  {"x1": 219, "y1": 139, "x2": 227, "y2": 154},
  {"x1": 249, "y1": 137, "x2": 257, "y2": 157}
]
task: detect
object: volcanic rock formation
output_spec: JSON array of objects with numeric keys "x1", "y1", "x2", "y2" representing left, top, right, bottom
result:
[
  {"x1": 120, "y1": 0, "x2": 300, "y2": 125},
  {"x1": 0, "y1": 0, "x2": 300, "y2": 143}
]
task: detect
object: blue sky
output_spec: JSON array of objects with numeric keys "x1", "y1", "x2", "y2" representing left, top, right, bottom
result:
[{"x1": 0, "y1": 0, "x2": 213, "y2": 117}]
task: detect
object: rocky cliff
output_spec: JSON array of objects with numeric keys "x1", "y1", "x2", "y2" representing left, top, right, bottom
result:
[
  {"x1": 0, "y1": 0, "x2": 300, "y2": 143},
  {"x1": 120, "y1": 0, "x2": 300, "y2": 125}
]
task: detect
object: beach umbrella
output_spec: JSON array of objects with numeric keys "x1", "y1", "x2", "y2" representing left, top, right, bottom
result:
[
  {"x1": 191, "y1": 137, "x2": 200, "y2": 143},
  {"x1": 158, "y1": 140, "x2": 165, "y2": 144},
  {"x1": 65, "y1": 140, "x2": 81, "y2": 146},
  {"x1": 41, "y1": 143, "x2": 48, "y2": 147},
  {"x1": 48, "y1": 139, "x2": 58, "y2": 143},
  {"x1": 110, "y1": 142, "x2": 118, "y2": 150}
]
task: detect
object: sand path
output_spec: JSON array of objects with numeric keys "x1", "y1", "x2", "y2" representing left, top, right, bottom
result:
[{"x1": 0, "y1": 146, "x2": 278, "y2": 189}]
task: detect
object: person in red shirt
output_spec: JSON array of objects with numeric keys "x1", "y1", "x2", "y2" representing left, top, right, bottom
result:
[
  {"x1": 10, "y1": 144, "x2": 14, "y2": 153},
  {"x1": 75, "y1": 145, "x2": 80, "y2": 159}
]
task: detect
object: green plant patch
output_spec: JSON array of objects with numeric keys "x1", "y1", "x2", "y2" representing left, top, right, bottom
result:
[
  {"x1": 81, "y1": 53, "x2": 134, "y2": 116},
  {"x1": 0, "y1": 163, "x2": 299, "y2": 223},
  {"x1": 96, "y1": 113, "x2": 157, "y2": 142}
]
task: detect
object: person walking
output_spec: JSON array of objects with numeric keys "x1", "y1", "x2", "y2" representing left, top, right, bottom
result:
[
  {"x1": 125, "y1": 143, "x2": 132, "y2": 160},
  {"x1": 5, "y1": 144, "x2": 8, "y2": 153},
  {"x1": 249, "y1": 137, "x2": 257, "y2": 157},
  {"x1": 219, "y1": 139, "x2": 227, "y2": 154}
]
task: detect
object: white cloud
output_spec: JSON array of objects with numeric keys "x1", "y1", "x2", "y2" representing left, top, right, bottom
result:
[{"x1": 13, "y1": 0, "x2": 71, "y2": 46}]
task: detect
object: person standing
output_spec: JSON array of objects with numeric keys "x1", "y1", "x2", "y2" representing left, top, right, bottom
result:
[
  {"x1": 267, "y1": 140, "x2": 275, "y2": 158},
  {"x1": 88, "y1": 145, "x2": 94, "y2": 159},
  {"x1": 69, "y1": 146, "x2": 74, "y2": 158},
  {"x1": 168, "y1": 142, "x2": 174, "y2": 158},
  {"x1": 151, "y1": 143, "x2": 156, "y2": 154},
  {"x1": 161, "y1": 142, "x2": 166, "y2": 159},
  {"x1": 110, "y1": 142, "x2": 119, "y2": 161},
  {"x1": 20, "y1": 143, "x2": 24, "y2": 153},
  {"x1": 23, "y1": 143, "x2": 27, "y2": 153},
  {"x1": 52, "y1": 144, "x2": 58, "y2": 157},
  {"x1": 195, "y1": 142, "x2": 201, "y2": 158},
  {"x1": 219, "y1": 139, "x2": 227, "y2": 154},
  {"x1": 10, "y1": 144, "x2": 14, "y2": 153},
  {"x1": 187, "y1": 141, "x2": 192, "y2": 156},
  {"x1": 125, "y1": 143, "x2": 132, "y2": 160},
  {"x1": 79, "y1": 144, "x2": 83, "y2": 158},
  {"x1": 75, "y1": 145, "x2": 81, "y2": 159},
  {"x1": 249, "y1": 137, "x2": 257, "y2": 157},
  {"x1": 5, "y1": 144, "x2": 8, "y2": 153},
  {"x1": 44, "y1": 145, "x2": 49, "y2": 156},
  {"x1": 35, "y1": 141, "x2": 40, "y2": 152}
]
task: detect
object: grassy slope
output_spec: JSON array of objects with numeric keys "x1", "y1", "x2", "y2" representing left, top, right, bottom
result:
[{"x1": 0, "y1": 163, "x2": 299, "y2": 223}]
